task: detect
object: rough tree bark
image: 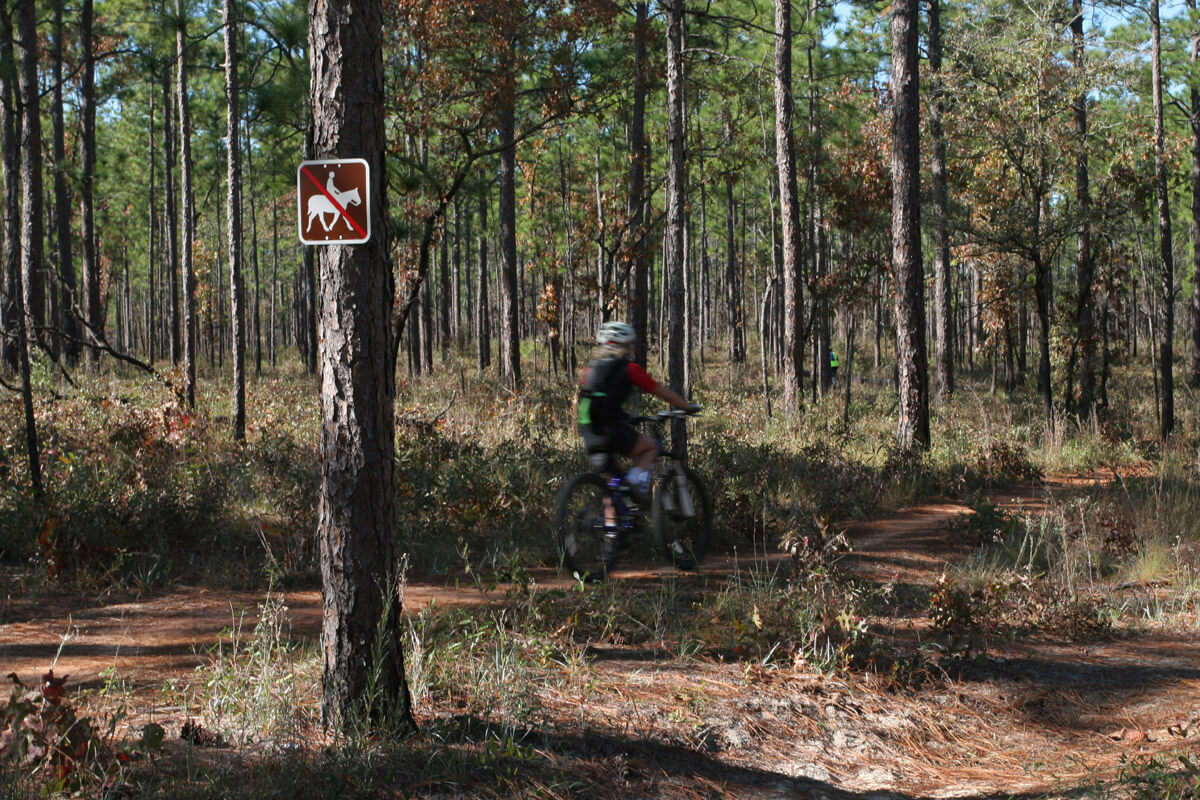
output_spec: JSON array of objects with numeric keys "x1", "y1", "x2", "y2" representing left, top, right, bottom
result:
[
  {"x1": 929, "y1": 0, "x2": 952, "y2": 402},
  {"x1": 15, "y1": 0, "x2": 44, "y2": 346},
  {"x1": 4, "y1": 0, "x2": 39, "y2": 488},
  {"x1": 806, "y1": 1, "x2": 829, "y2": 398},
  {"x1": 890, "y1": 0, "x2": 930, "y2": 450},
  {"x1": 1071, "y1": 0, "x2": 1096, "y2": 414},
  {"x1": 309, "y1": 0, "x2": 416, "y2": 732},
  {"x1": 0, "y1": 3, "x2": 19, "y2": 372},
  {"x1": 774, "y1": 0, "x2": 804, "y2": 409},
  {"x1": 439, "y1": 215, "x2": 450, "y2": 362},
  {"x1": 665, "y1": 0, "x2": 688, "y2": 425},
  {"x1": 52, "y1": 1, "x2": 80, "y2": 363},
  {"x1": 80, "y1": 0, "x2": 101, "y2": 366},
  {"x1": 225, "y1": 0, "x2": 245, "y2": 440},
  {"x1": 628, "y1": 2, "x2": 650, "y2": 364},
  {"x1": 498, "y1": 75, "x2": 521, "y2": 391},
  {"x1": 1151, "y1": 0, "x2": 1174, "y2": 438},
  {"x1": 163, "y1": 68, "x2": 180, "y2": 365},
  {"x1": 177, "y1": 0, "x2": 197, "y2": 406},
  {"x1": 1189, "y1": 0, "x2": 1200, "y2": 389},
  {"x1": 146, "y1": 80, "x2": 156, "y2": 363}
]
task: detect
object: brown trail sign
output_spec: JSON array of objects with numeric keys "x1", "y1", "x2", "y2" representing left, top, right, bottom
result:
[{"x1": 297, "y1": 159, "x2": 371, "y2": 245}]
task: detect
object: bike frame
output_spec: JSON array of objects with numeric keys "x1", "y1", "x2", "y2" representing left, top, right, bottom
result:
[
  {"x1": 629, "y1": 410, "x2": 697, "y2": 520},
  {"x1": 553, "y1": 408, "x2": 709, "y2": 579}
]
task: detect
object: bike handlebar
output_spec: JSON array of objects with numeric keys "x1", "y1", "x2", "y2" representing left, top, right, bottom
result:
[{"x1": 629, "y1": 408, "x2": 700, "y2": 425}]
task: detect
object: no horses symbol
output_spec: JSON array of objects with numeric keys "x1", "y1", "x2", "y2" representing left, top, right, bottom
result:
[{"x1": 297, "y1": 159, "x2": 371, "y2": 245}]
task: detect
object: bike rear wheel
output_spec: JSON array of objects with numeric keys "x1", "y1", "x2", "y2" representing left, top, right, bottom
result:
[
  {"x1": 552, "y1": 472, "x2": 619, "y2": 581},
  {"x1": 652, "y1": 466, "x2": 712, "y2": 570}
]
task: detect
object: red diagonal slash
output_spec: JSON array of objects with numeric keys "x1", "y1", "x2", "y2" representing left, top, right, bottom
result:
[{"x1": 301, "y1": 164, "x2": 368, "y2": 239}]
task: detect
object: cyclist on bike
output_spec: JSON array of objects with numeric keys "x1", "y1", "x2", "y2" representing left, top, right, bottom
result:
[{"x1": 577, "y1": 321, "x2": 699, "y2": 498}]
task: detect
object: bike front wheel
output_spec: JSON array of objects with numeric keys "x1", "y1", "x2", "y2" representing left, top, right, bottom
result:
[
  {"x1": 551, "y1": 472, "x2": 618, "y2": 581},
  {"x1": 652, "y1": 466, "x2": 712, "y2": 570}
]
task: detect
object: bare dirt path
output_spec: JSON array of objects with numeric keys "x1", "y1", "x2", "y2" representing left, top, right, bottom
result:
[
  {"x1": 2, "y1": 472, "x2": 1198, "y2": 799},
  {"x1": 0, "y1": 582, "x2": 503, "y2": 691},
  {"x1": 821, "y1": 474, "x2": 1200, "y2": 796}
]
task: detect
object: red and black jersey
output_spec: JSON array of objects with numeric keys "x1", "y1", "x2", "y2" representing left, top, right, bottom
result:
[{"x1": 577, "y1": 356, "x2": 659, "y2": 426}]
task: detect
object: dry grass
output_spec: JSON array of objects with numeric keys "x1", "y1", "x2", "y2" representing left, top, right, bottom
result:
[{"x1": 5, "y1": 356, "x2": 1200, "y2": 798}]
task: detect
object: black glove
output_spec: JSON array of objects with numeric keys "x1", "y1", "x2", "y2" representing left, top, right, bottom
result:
[{"x1": 685, "y1": 402, "x2": 701, "y2": 415}]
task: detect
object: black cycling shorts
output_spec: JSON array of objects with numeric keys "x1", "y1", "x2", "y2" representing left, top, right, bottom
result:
[{"x1": 579, "y1": 421, "x2": 640, "y2": 457}]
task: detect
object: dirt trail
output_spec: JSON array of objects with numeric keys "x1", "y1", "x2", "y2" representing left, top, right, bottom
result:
[
  {"x1": 2, "y1": 473, "x2": 1198, "y2": 798},
  {"x1": 0, "y1": 583, "x2": 503, "y2": 691}
]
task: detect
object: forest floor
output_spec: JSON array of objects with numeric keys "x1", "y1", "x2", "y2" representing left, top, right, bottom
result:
[{"x1": 3, "y1": 471, "x2": 1199, "y2": 799}]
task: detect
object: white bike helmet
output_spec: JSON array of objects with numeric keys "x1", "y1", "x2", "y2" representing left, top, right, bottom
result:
[{"x1": 596, "y1": 321, "x2": 636, "y2": 345}]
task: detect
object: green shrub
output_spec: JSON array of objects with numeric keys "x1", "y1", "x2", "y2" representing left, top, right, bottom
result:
[{"x1": 1114, "y1": 753, "x2": 1200, "y2": 800}]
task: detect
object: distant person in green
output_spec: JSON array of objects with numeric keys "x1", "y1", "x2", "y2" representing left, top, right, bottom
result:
[
  {"x1": 829, "y1": 349, "x2": 839, "y2": 383},
  {"x1": 577, "y1": 321, "x2": 699, "y2": 496}
]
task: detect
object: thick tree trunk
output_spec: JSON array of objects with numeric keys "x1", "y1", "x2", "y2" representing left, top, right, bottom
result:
[
  {"x1": 629, "y1": 2, "x2": 650, "y2": 363},
  {"x1": 15, "y1": 0, "x2": 44, "y2": 347},
  {"x1": 177, "y1": 0, "x2": 197, "y2": 406},
  {"x1": 890, "y1": 0, "x2": 930, "y2": 450},
  {"x1": 146, "y1": 80, "x2": 157, "y2": 364},
  {"x1": 665, "y1": 0, "x2": 688, "y2": 416},
  {"x1": 309, "y1": 0, "x2": 416, "y2": 733},
  {"x1": 162, "y1": 69, "x2": 180, "y2": 365},
  {"x1": 225, "y1": 0, "x2": 245, "y2": 440},
  {"x1": 1193, "y1": 82, "x2": 1200, "y2": 388},
  {"x1": 80, "y1": 0, "x2": 101, "y2": 365},
  {"x1": 1070, "y1": 0, "x2": 1096, "y2": 413},
  {"x1": 806, "y1": 5, "x2": 829, "y2": 399},
  {"x1": 929, "y1": 0, "x2": 952, "y2": 402},
  {"x1": 52, "y1": 2, "x2": 80, "y2": 363},
  {"x1": 0, "y1": 8, "x2": 19, "y2": 373},
  {"x1": 1152, "y1": 0, "x2": 1174, "y2": 438},
  {"x1": 775, "y1": 0, "x2": 804, "y2": 409},
  {"x1": 498, "y1": 85, "x2": 521, "y2": 391},
  {"x1": 4, "y1": 0, "x2": 39, "y2": 488}
]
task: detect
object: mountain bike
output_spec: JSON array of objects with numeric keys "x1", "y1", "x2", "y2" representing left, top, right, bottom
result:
[{"x1": 551, "y1": 409, "x2": 713, "y2": 581}]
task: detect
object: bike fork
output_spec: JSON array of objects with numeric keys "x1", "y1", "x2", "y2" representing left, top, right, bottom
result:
[{"x1": 658, "y1": 467, "x2": 695, "y2": 518}]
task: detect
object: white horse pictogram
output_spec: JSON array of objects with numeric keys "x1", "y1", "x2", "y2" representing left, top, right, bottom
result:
[{"x1": 306, "y1": 172, "x2": 362, "y2": 233}]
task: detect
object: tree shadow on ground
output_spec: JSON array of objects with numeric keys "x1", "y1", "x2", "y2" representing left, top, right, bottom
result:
[{"x1": 429, "y1": 713, "x2": 1099, "y2": 800}]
